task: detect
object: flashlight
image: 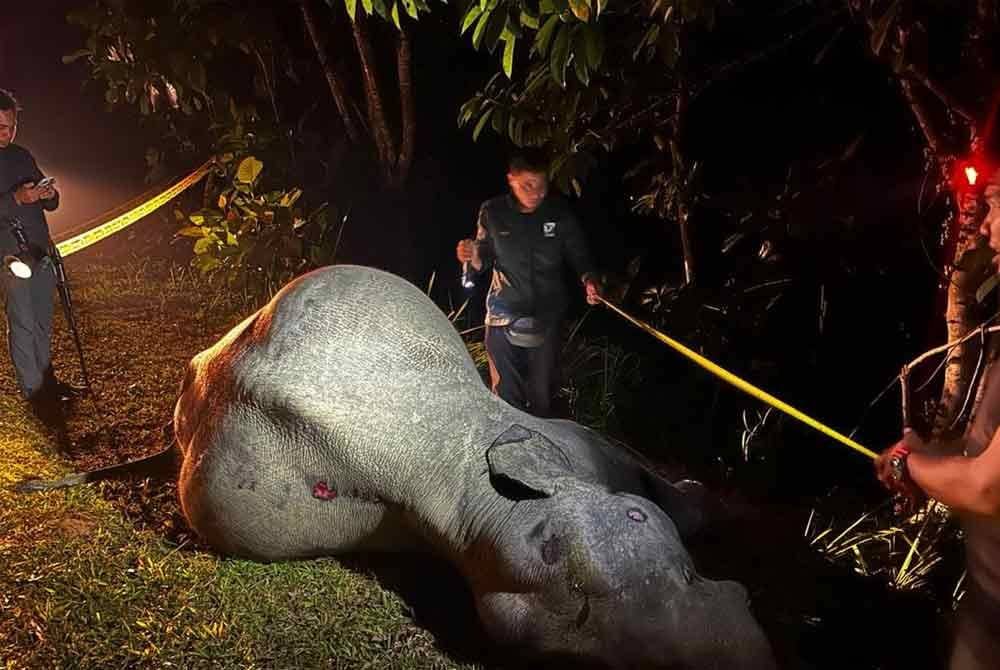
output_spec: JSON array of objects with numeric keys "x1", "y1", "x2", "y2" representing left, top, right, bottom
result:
[
  {"x1": 2, "y1": 216, "x2": 34, "y2": 280},
  {"x1": 461, "y1": 262, "x2": 475, "y2": 289},
  {"x1": 4, "y1": 255, "x2": 31, "y2": 279}
]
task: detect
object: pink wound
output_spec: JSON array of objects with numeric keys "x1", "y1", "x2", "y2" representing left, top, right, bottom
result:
[{"x1": 312, "y1": 481, "x2": 338, "y2": 500}]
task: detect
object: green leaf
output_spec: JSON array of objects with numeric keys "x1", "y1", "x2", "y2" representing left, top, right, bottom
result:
[
  {"x1": 346, "y1": 0, "x2": 358, "y2": 20},
  {"x1": 236, "y1": 156, "x2": 264, "y2": 184},
  {"x1": 461, "y1": 4, "x2": 482, "y2": 33},
  {"x1": 472, "y1": 9, "x2": 492, "y2": 49},
  {"x1": 535, "y1": 15, "x2": 560, "y2": 57},
  {"x1": 567, "y1": 0, "x2": 590, "y2": 22},
  {"x1": 472, "y1": 107, "x2": 494, "y2": 140},
  {"x1": 391, "y1": 2, "x2": 401, "y2": 28},
  {"x1": 193, "y1": 237, "x2": 214, "y2": 255},
  {"x1": 403, "y1": 0, "x2": 418, "y2": 19},
  {"x1": 483, "y1": 10, "x2": 507, "y2": 54},
  {"x1": 193, "y1": 254, "x2": 222, "y2": 274},
  {"x1": 502, "y1": 34, "x2": 516, "y2": 78},
  {"x1": 280, "y1": 188, "x2": 303, "y2": 208},
  {"x1": 362, "y1": 0, "x2": 374, "y2": 14},
  {"x1": 549, "y1": 25, "x2": 572, "y2": 88},
  {"x1": 582, "y1": 24, "x2": 604, "y2": 69},
  {"x1": 176, "y1": 225, "x2": 206, "y2": 238},
  {"x1": 573, "y1": 51, "x2": 589, "y2": 85},
  {"x1": 519, "y1": 10, "x2": 540, "y2": 29}
]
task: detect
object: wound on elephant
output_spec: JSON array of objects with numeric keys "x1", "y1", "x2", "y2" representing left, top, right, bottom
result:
[{"x1": 311, "y1": 481, "x2": 338, "y2": 500}]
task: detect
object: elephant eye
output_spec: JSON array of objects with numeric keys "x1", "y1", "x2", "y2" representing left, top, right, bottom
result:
[{"x1": 626, "y1": 508, "x2": 647, "y2": 523}]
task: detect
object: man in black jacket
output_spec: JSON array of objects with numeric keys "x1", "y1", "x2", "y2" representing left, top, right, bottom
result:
[
  {"x1": 456, "y1": 148, "x2": 601, "y2": 417},
  {"x1": 0, "y1": 89, "x2": 73, "y2": 401}
]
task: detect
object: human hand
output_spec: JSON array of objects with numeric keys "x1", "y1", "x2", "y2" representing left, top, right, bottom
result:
[
  {"x1": 456, "y1": 239, "x2": 480, "y2": 266},
  {"x1": 36, "y1": 184, "x2": 56, "y2": 201},
  {"x1": 13, "y1": 182, "x2": 43, "y2": 205},
  {"x1": 874, "y1": 441, "x2": 926, "y2": 507},
  {"x1": 584, "y1": 277, "x2": 603, "y2": 305}
]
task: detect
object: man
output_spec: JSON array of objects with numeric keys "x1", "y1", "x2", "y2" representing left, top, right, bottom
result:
[
  {"x1": 456, "y1": 148, "x2": 602, "y2": 417},
  {"x1": 0, "y1": 89, "x2": 74, "y2": 402},
  {"x1": 875, "y1": 165, "x2": 1000, "y2": 670}
]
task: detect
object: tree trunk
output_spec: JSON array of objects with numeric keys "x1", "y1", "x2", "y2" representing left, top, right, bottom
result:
[
  {"x1": 299, "y1": 0, "x2": 361, "y2": 144},
  {"x1": 932, "y1": 194, "x2": 994, "y2": 438},
  {"x1": 393, "y1": 27, "x2": 415, "y2": 186},
  {"x1": 351, "y1": 12, "x2": 397, "y2": 182}
]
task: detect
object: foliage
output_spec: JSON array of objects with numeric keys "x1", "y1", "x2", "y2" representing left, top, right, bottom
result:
[
  {"x1": 456, "y1": 0, "x2": 719, "y2": 198},
  {"x1": 174, "y1": 156, "x2": 342, "y2": 292},
  {"x1": 559, "y1": 331, "x2": 642, "y2": 432},
  {"x1": 805, "y1": 501, "x2": 963, "y2": 601},
  {"x1": 65, "y1": 0, "x2": 295, "y2": 172},
  {"x1": 325, "y1": 0, "x2": 438, "y2": 29}
]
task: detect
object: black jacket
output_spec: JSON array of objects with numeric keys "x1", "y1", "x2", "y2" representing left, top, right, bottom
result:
[
  {"x1": 472, "y1": 194, "x2": 595, "y2": 326},
  {"x1": 0, "y1": 144, "x2": 59, "y2": 258}
]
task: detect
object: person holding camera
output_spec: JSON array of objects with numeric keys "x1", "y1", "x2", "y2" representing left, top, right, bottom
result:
[
  {"x1": 0, "y1": 89, "x2": 76, "y2": 402},
  {"x1": 456, "y1": 148, "x2": 602, "y2": 417}
]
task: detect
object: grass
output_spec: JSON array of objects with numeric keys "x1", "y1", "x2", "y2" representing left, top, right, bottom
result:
[
  {"x1": 804, "y1": 499, "x2": 963, "y2": 602},
  {"x1": 0, "y1": 255, "x2": 479, "y2": 670}
]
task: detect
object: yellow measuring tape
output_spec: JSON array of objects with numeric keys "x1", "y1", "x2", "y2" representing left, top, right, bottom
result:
[
  {"x1": 53, "y1": 160, "x2": 213, "y2": 258},
  {"x1": 598, "y1": 296, "x2": 878, "y2": 461}
]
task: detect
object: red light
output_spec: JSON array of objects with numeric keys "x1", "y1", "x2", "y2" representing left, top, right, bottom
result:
[{"x1": 966, "y1": 165, "x2": 979, "y2": 186}]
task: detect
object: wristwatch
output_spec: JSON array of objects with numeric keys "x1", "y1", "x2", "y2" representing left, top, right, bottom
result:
[{"x1": 889, "y1": 446, "x2": 910, "y2": 483}]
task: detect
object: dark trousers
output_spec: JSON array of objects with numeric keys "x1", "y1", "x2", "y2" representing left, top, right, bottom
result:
[
  {"x1": 484, "y1": 321, "x2": 560, "y2": 417},
  {"x1": 3, "y1": 257, "x2": 56, "y2": 398}
]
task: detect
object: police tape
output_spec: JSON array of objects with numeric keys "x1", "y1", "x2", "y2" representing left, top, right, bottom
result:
[
  {"x1": 597, "y1": 296, "x2": 879, "y2": 461},
  {"x1": 54, "y1": 160, "x2": 214, "y2": 258}
]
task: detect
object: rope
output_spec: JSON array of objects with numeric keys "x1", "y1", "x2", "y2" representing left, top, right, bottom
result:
[{"x1": 597, "y1": 296, "x2": 879, "y2": 461}]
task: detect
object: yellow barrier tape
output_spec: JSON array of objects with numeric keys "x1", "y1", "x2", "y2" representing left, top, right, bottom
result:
[
  {"x1": 54, "y1": 160, "x2": 214, "y2": 258},
  {"x1": 598, "y1": 296, "x2": 879, "y2": 461}
]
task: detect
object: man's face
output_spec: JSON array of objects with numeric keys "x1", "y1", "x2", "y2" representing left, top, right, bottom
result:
[
  {"x1": 980, "y1": 173, "x2": 1000, "y2": 266},
  {"x1": 507, "y1": 169, "x2": 548, "y2": 212},
  {"x1": 0, "y1": 109, "x2": 16, "y2": 148}
]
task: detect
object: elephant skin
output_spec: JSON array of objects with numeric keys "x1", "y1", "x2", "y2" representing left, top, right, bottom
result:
[{"x1": 171, "y1": 264, "x2": 776, "y2": 669}]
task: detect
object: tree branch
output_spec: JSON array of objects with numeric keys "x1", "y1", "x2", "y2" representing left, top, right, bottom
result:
[
  {"x1": 898, "y1": 75, "x2": 946, "y2": 159},
  {"x1": 299, "y1": 0, "x2": 361, "y2": 144},
  {"x1": 905, "y1": 64, "x2": 977, "y2": 124},
  {"x1": 351, "y1": 12, "x2": 396, "y2": 179},
  {"x1": 394, "y1": 27, "x2": 415, "y2": 185}
]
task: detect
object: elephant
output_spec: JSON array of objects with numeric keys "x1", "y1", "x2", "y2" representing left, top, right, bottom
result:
[{"x1": 23, "y1": 265, "x2": 776, "y2": 669}]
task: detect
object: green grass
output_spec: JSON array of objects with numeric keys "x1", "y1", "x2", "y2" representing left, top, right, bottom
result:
[{"x1": 0, "y1": 258, "x2": 479, "y2": 670}]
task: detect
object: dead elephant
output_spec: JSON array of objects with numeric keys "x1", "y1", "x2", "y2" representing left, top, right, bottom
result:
[{"x1": 22, "y1": 265, "x2": 776, "y2": 669}]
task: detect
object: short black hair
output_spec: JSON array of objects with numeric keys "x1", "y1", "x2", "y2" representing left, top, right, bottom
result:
[
  {"x1": 508, "y1": 146, "x2": 549, "y2": 174},
  {"x1": 0, "y1": 89, "x2": 19, "y2": 114}
]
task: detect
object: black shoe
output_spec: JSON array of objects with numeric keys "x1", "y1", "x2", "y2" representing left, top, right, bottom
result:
[{"x1": 49, "y1": 379, "x2": 85, "y2": 400}]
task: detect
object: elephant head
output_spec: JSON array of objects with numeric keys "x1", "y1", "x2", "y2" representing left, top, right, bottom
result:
[{"x1": 470, "y1": 425, "x2": 776, "y2": 670}]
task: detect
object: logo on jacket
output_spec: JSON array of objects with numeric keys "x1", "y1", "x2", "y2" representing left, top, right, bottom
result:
[{"x1": 542, "y1": 221, "x2": 557, "y2": 237}]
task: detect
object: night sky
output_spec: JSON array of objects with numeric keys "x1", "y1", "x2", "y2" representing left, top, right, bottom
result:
[{"x1": 0, "y1": 1, "x2": 156, "y2": 236}]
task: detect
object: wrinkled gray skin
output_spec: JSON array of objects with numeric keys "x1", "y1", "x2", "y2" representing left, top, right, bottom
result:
[{"x1": 173, "y1": 265, "x2": 776, "y2": 670}]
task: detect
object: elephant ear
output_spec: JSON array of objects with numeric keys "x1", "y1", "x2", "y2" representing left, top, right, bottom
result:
[{"x1": 486, "y1": 425, "x2": 574, "y2": 500}]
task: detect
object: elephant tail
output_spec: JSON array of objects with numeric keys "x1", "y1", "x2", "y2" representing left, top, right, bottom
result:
[{"x1": 15, "y1": 422, "x2": 179, "y2": 493}]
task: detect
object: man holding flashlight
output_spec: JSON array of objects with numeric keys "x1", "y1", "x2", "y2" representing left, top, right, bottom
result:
[
  {"x1": 0, "y1": 88, "x2": 75, "y2": 402},
  {"x1": 456, "y1": 148, "x2": 602, "y2": 417}
]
